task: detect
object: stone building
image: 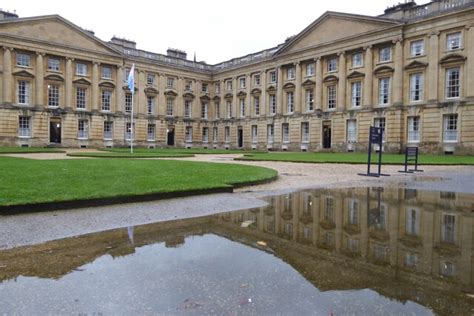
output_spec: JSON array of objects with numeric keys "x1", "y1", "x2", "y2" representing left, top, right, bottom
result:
[{"x1": 0, "y1": 0, "x2": 473, "y2": 153}]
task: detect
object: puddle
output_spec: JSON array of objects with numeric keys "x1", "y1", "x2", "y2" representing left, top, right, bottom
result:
[{"x1": 0, "y1": 187, "x2": 473, "y2": 314}]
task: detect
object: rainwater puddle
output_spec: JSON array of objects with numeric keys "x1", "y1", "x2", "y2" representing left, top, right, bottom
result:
[{"x1": 0, "y1": 187, "x2": 473, "y2": 315}]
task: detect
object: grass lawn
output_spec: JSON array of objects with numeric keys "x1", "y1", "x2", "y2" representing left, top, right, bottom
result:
[
  {"x1": 0, "y1": 156, "x2": 277, "y2": 206},
  {"x1": 67, "y1": 152, "x2": 194, "y2": 158},
  {"x1": 99, "y1": 147, "x2": 263, "y2": 155},
  {"x1": 0, "y1": 147, "x2": 65, "y2": 154},
  {"x1": 238, "y1": 152, "x2": 474, "y2": 165}
]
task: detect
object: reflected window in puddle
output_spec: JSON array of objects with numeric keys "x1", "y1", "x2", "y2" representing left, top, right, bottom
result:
[
  {"x1": 442, "y1": 213, "x2": 456, "y2": 244},
  {"x1": 406, "y1": 208, "x2": 420, "y2": 236}
]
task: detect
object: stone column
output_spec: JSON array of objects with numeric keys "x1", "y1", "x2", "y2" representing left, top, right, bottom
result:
[
  {"x1": 177, "y1": 77, "x2": 184, "y2": 117},
  {"x1": 393, "y1": 39, "x2": 404, "y2": 106},
  {"x1": 2, "y1": 47, "x2": 13, "y2": 104},
  {"x1": 295, "y1": 62, "x2": 302, "y2": 113},
  {"x1": 91, "y1": 61, "x2": 100, "y2": 111},
  {"x1": 116, "y1": 65, "x2": 124, "y2": 112},
  {"x1": 261, "y1": 70, "x2": 267, "y2": 116},
  {"x1": 466, "y1": 25, "x2": 474, "y2": 98},
  {"x1": 35, "y1": 52, "x2": 44, "y2": 107},
  {"x1": 138, "y1": 70, "x2": 146, "y2": 114},
  {"x1": 158, "y1": 73, "x2": 166, "y2": 116},
  {"x1": 363, "y1": 46, "x2": 373, "y2": 108},
  {"x1": 427, "y1": 32, "x2": 439, "y2": 103},
  {"x1": 337, "y1": 52, "x2": 346, "y2": 111},
  {"x1": 65, "y1": 57, "x2": 73, "y2": 109},
  {"x1": 277, "y1": 66, "x2": 283, "y2": 114},
  {"x1": 232, "y1": 77, "x2": 237, "y2": 118},
  {"x1": 245, "y1": 73, "x2": 251, "y2": 118},
  {"x1": 315, "y1": 57, "x2": 323, "y2": 110}
]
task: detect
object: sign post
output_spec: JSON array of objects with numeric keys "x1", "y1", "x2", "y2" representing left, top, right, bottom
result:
[
  {"x1": 358, "y1": 126, "x2": 390, "y2": 177},
  {"x1": 398, "y1": 146, "x2": 424, "y2": 173}
]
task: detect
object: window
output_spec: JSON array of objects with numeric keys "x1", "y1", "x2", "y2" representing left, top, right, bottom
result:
[
  {"x1": 374, "y1": 118, "x2": 386, "y2": 142},
  {"x1": 352, "y1": 53, "x2": 363, "y2": 68},
  {"x1": 125, "y1": 93, "x2": 132, "y2": 113},
  {"x1": 184, "y1": 100, "x2": 192, "y2": 118},
  {"x1": 375, "y1": 204, "x2": 388, "y2": 231},
  {"x1": 301, "y1": 122, "x2": 310, "y2": 143},
  {"x1": 76, "y1": 87, "x2": 86, "y2": 109},
  {"x1": 76, "y1": 63, "x2": 87, "y2": 76},
  {"x1": 102, "y1": 66, "x2": 112, "y2": 79},
  {"x1": 78, "y1": 119, "x2": 89, "y2": 139},
  {"x1": 269, "y1": 95, "x2": 276, "y2": 114},
  {"x1": 125, "y1": 122, "x2": 132, "y2": 140},
  {"x1": 147, "y1": 124, "x2": 155, "y2": 141},
  {"x1": 48, "y1": 84, "x2": 60, "y2": 107},
  {"x1": 447, "y1": 32, "x2": 461, "y2": 50},
  {"x1": 226, "y1": 100, "x2": 232, "y2": 118},
  {"x1": 251, "y1": 125, "x2": 258, "y2": 143},
  {"x1": 16, "y1": 53, "x2": 30, "y2": 67},
  {"x1": 146, "y1": 74, "x2": 155, "y2": 85},
  {"x1": 17, "y1": 80, "x2": 30, "y2": 105},
  {"x1": 443, "y1": 114, "x2": 458, "y2": 142},
  {"x1": 306, "y1": 63, "x2": 315, "y2": 76},
  {"x1": 254, "y1": 96, "x2": 260, "y2": 116},
  {"x1": 101, "y1": 90, "x2": 112, "y2": 111},
  {"x1": 406, "y1": 208, "x2": 420, "y2": 236},
  {"x1": 201, "y1": 102, "x2": 208, "y2": 119},
  {"x1": 327, "y1": 58, "x2": 337, "y2": 72},
  {"x1": 239, "y1": 99, "x2": 245, "y2": 117},
  {"x1": 213, "y1": 127, "x2": 218, "y2": 143},
  {"x1": 166, "y1": 98, "x2": 174, "y2": 116},
  {"x1": 324, "y1": 197, "x2": 335, "y2": 222},
  {"x1": 407, "y1": 116, "x2": 420, "y2": 142},
  {"x1": 446, "y1": 67, "x2": 460, "y2": 99},
  {"x1": 378, "y1": 77, "x2": 390, "y2": 105},
  {"x1": 19, "y1": 116, "x2": 31, "y2": 137},
  {"x1": 267, "y1": 124, "x2": 274, "y2": 144},
  {"x1": 269, "y1": 71, "x2": 277, "y2": 83},
  {"x1": 202, "y1": 127, "x2": 209, "y2": 143},
  {"x1": 347, "y1": 119, "x2": 357, "y2": 143},
  {"x1": 351, "y1": 81, "x2": 362, "y2": 107},
  {"x1": 287, "y1": 67, "x2": 295, "y2": 80},
  {"x1": 202, "y1": 83, "x2": 208, "y2": 93},
  {"x1": 239, "y1": 77, "x2": 246, "y2": 89},
  {"x1": 348, "y1": 199, "x2": 359, "y2": 225},
  {"x1": 254, "y1": 75, "x2": 261, "y2": 85},
  {"x1": 167, "y1": 77, "x2": 175, "y2": 89},
  {"x1": 440, "y1": 261, "x2": 455, "y2": 277},
  {"x1": 305, "y1": 89, "x2": 314, "y2": 111},
  {"x1": 225, "y1": 126, "x2": 230, "y2": 143},
  {"x1": 185, "y1": 126, "x2": 192, "y2": 142},
  {"x1": 287, "y1": 91, "x2": 294, "y2": 113},
  {"x1": 215, "y1": 100, "x2": 220, "y2": 119},
  {"x1": 147, "y1": 96, "x2": 155, "y2": 115},
  {"x1": 103, "y1": 121, "x2": 113, "y2": 140},
  {"x1": 379, "y1": 47, "x2": 392, "y2": 62},
  {"x1": 410, "y1": 73, "x2": 424, "y2": 102},
  {"x1": 410, "y1": 40, "x2": 424, "y2": 57},
  {"x1": 185, "y1": 81, "x2": 192, "y2": 91},
  {"x1": 48, "y1": 57, "x2": 60, "y2": 71},
  {"x1": 215, "y1": 83, "x2": 220, "y2": 94},
  {"x1": 442, "y1": 213, "x2": 456, "y2": 243},
  {"x1": 327, "y1": 85, "x2": 336, "y2": 109},
  {"x1": 282, "y1": 123, "x2": 289, "y2": 143},
  {"x1": 226, "y1": 80, "x2": 233, "y2": 91},
  {"x1": 405, "y1": 253, "x2": 418, "y2": 268}
]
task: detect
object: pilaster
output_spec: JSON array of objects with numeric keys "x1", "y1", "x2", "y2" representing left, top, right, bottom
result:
[
  {"x1": 315, "y1": 57, "x2": 323, "y2": 110},
  {"x1": 65, "y1": 57, "x2": 73, "y2": 109},
  {"x1": 2, "y1": 47, "x2": 13, "y2": 104},
  {"x1": 393, "y1": 38, "x2": 404, "y2": 106},
  {"x1": 91, "y1": 61, "x2": 100, "y2": 111},
  {"x1": 363, "y1": 46, "x2": 373, "y2": 108},
  {"x1": 295, "y1": 62, "x2": 302, "y2": 113},
  {"x1": 35, "y1": 52, "x2": 44, "y2": 106},
  {"x1": 428, "y1": 32, "x2": 439, "y2": 102},
  {"x1": 337, "y1": 52, "x2": 346, "y2": 111}
]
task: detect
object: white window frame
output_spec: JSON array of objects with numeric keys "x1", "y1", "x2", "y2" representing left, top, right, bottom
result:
[
  {"x1": 407, "y1": 116, "x2": 420, "y2": 143},
  {"x1": 405, "y1": 208, "x2": 420, "y2": 236},
  {"x1": 301, "y1": 122, "x2": 310, "y2": 143},
  {"x1": 76, "y1": 63, "x2": 87, "y2": 76},
  {"x1": 125, "y1": 93, "x2": 132, "y2": 113},
  {"x1": 185, "y1": 126, "x2": 192, "y2": 143},
  {"x1": 306, "y1": 63, "x2": 315, "y2": 76},
  {"x1": 351, "y1": 81, "x2": 362, "y2": 107},
  {"x1": 239, "y1": 99, "x2": 245, "y2": 117},
  {"x1": 267, "y1": 124, "x2": 274, "y2": 144},
  {"x1": 239, "y1": 77, "x2": 246, "y2": 89},
  {"x1": 282, "y1": 123, "x2": 290, "y2": 143},
  {"x1": 215, "y1": 101, "x2": 220, "y2": 119},
  {"x1": 379, "y1": 47, "x2": 392, "y2": 62},
  {"x1": 378, "y1": 77, "x2": 390, "y2": 105},
  {"x1": 201, "y1": 102, "x2": 208, "y2": 119},
  {"x1": 101, "y1": 90, "x2": 112, "y2": 111},
  {"x1": 443, "y1": 114, "x2": 458, "y2": 142},
  {"x1": 77, "y1": 119, "x2": 89, "y2": 139},
  {"x1": 347, "y1": 119, "x2": 357, "y2": 143},
  {"x1": 225, "y1": 126, "x2": 230, "y2": 143},
  {"x1": 47, "y1": 57, "x2": 60, "y2": 71},
  {"x1": 166, "y1": 98, "x2": 174, "y2": 116},
  {"x1": 184, "y1": 100, "x2": 192, "y2": 118},
  {"x1": 103, "y1": 121, "x2": 113, "y2": 140},
  {"x1": 76, "y1": 87, "x2": 86, "y2": 110},
  {"x1": 447, "y1": 32, "x2": 461, "y2": 51},
  {"x1": 167, "y1": 77, "x2": 175, "y2": 89},
  {"x1": 226, "y1": 80, "x2": 233, "y2": 91},
  {"x1": 202, "y1": 127, "x2": 209, "y2": 143},
  {"x1": 269, "y1": 95, "x2": 276, "y2": 114},
  {"x1": 146, "y1": 74, "x2": 155, "y2": 86},
  {"x1": 16, "y1": 53, "x2": 30, "y2": 67},
  {"x1": 269, "y1": 71, "x2": 277, "y2": 83},
  {"x1": 17, "y1": 80, "x2": 30, "y2": 105},
  {"x1": 254, "y1": 74, "x2": 261, "y2": 86},
  {"x1": 254, "y1": 96, "x2": 260, "y2": 116},
  {"x1": 409, "y1": 73, "x2": 424, "y2": 102},
  {"x1": 410, "y1": 40, "x2": 424, "y2": 57},
  {"x1": 287, "y1": 91, "x2": 294, "y2": 113},
  {"x1": 226, "y1": 100, "x2": 232, "y2": 118},
  {"x1": 327, "y1": 85, "x2": 336, "y2": 109},
  {"x1": 48, "y1": 84, "x2": 60, "y2": 107},
  {"x1": 213, "y1": 127, "x2": 218, "y2": 143},
  {"x1": 251, "y1": 125, "x2": 258, "y2": 143},
  {"x1": 146, "y1": 95, "x2": 155, "y2": 115},
  {"x1": 287, "y1": 67, "x2": 295, "y2": 80},
  {"x1": 102, "y1": 66, "x2": 112, "y2": 79},
  {"x1": 305, "y1": 89, "x2": 314, "y2": 112},
  {"x1": 352, "y1": 53, "x2": 363, "y2": 68},
  {"x1": 374, "y1": 117, "x2": 386, "y2": 142},
  {"x1": 446, "y1": 67, "x2": 460, "y2": 99},
  {"x1": 18, "y1": 116, "x2": 31, "y2": 138},
  {"x1": 147, "y1": 123, "x2": 156, "y2": 141},
  {"x1": 327, "y1": 58, "x2": 337, "y2": 72}
]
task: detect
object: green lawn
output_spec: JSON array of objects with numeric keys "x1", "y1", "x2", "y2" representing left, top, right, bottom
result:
[
  {"x1": 67, "y1": 152, "x2": 194, "y2": 158},
  {"x1": 0, "y1": 147, "x2": 65, "y2": 154},
  {"x1": 237, "y1": 152, "x2": 474, "y2": 165},
  {"x1": 0, "y1": 156, "x2": 277, "y2": 206},
  {"x1": 99, "y1": 148, "x2": 263, "y2": 155}
]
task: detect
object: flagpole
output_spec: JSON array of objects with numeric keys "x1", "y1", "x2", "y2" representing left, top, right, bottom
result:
[{"x1": 130, "y1": 91, "x2": 134, "y2": 154}]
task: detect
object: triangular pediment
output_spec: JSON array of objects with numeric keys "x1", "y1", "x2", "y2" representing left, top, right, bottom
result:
[
  {"x1": 100, "y1": 81, "x2": 116, "y2": 89},
  {"x1": 347, "y1": 71, "x2": 365, "y2": 79},
  {"x1": 275, "y1": 12, "x2": 401, "y2": 56},
  {"x1": 251, "y1": 88, "x2": 262, "y2": 95},
  {"x1": 405, "y1": 60, "x2": 428, "y2": 70},
  {"x1": 13, "y1": 69, "x2": 35, "y2": 78},
  {"x1": 73, "y1": 78, "x2": 91, "y2": 85},
  {"x1": 0, "y1": 16, "x2": 121, "y2": 56},
  {"x1": 439, "y1": 54, "x2": 466, "y2": 65}
]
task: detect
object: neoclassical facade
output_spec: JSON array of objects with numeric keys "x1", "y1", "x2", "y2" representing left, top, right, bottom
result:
[{"x1": 0, "y1": 0, "x2": 473, "y2": 153}]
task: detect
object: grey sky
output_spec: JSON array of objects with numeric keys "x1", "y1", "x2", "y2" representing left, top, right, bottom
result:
[{"x1": 1, "y1": 0, "x2": 402, "y2": 64}]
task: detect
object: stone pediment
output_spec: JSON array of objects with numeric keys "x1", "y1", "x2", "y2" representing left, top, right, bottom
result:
[
  {"x1": 323, "y1": 75, "x2": 339, "y2": 82},
  {"x1": 183, "y1": 92, "x2": 195, "y2": 99},
  {"x1": 212, "y1": 96, "x2": 220, "y2": 101},
  {"x1": 237, "y1": 91, "x2": 247, "y2": 97},
  {"x1": 266, "y1": 85, "x2": 277, "y2": 92},
  {"x1": 0, "y1": 15, "x2": 121, "y2": 56},
  {"x1": 283, "y1": 82, "x2": 296, "y2": 90},
  {"x1": 164, "y1": 90, "x2": 178, "y2": 97},
  {"x1": 44, "y1": 73, "x2": 64, "y2": 81},
  {"x1": 224, "y1": 93, "x2": 233, "y2": 99},
  {"x1": 73, "y1": 78, "x2": 91, "y2": 85},
  {"x1": 404, "y1": 60, "x2": 428, "y2": 70},
  {"x1": 347, "y1": 71, "x2": 365, "y2": 79},
  {"x1": 439, "y1": 54, "x2": 466, "y2": 65},
  {"x1": 13, "y1": 69, "x2": 35, "y2": 78},
  {"x1": 373, "y1": 65, "x2": 394, "y2": 75},
  {"x1": 200, "y1": 95, "x2": 211, "y2": 101},
  {"x1": 251, "y1": 88, "x2": 262, "y2": 95},
  {"x1": 99, "y1": 81, "x2": 116, "y2": 89},
  {"x1": 302, "y1": 79, "x2": 316, "y2": 86},
  {"x1": 275, "y1": 12, "x2": 401, "y2": 56}
]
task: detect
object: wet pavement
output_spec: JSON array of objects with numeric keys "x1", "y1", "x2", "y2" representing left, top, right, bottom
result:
[{"x1": 1, "y1": 187, "x2": 472, "y2": 315}]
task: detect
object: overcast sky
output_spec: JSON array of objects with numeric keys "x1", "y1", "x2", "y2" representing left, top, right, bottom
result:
[{"x1": 1, "y1": 0, "x2": 405, "y2": 64}]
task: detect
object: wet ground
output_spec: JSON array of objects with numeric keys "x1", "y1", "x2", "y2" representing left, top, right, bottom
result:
[{"x1": 1, "y1": 187, "x2": 472, "y2": 315}]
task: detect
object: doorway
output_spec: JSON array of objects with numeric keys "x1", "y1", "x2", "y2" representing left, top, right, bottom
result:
[
  {"x1": 237, "y1": 126, "x2": 243, "y2": 148},
  {"x1": 50, "y1": 117, "x2": 62, "y2": 144},
  {"x1": 167, "y1": 126, "x2": 175, "y2": 146},
  {"x1": 322, "y1": 121, "x2": 331, "y2": 149}
]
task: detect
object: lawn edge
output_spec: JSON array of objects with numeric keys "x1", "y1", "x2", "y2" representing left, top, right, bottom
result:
[{"x1": 66, "y1": 153, "x2": 195, "y2": 158}]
